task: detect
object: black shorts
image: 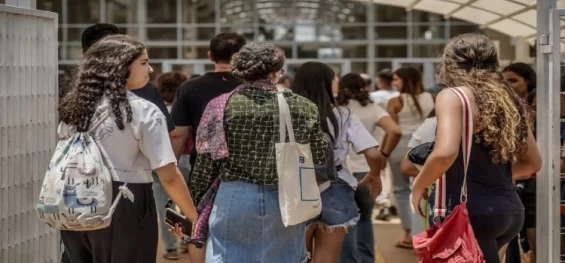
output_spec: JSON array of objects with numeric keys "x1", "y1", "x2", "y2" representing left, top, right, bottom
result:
[{"x1": 61, "y1": 181, "x2": 158, "y2": 263}]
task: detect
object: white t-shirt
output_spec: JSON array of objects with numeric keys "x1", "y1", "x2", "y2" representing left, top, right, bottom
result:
[
  {"x1": 344, "y1": 100, "x2": 389, "y2": 173},
  {"x1": 407, "y1": 117, "x2": 437, "y2": 148},
  {"x1": 370, "y1": 89, "x2": 400, "y2": 110},
  {"x1": 328, "y1": 107, "x2": 379, "y2": 188},
  {"x1": 58, "y1": 93, "x2": 177, "y2": 183}
]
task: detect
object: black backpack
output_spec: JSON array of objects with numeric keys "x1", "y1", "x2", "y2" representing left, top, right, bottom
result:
[{"x1": 315, "y1": 133, "x2": 338, "y2": 184}]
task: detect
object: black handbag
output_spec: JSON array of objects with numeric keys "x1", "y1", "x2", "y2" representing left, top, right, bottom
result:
[{"x1": 406, "y1": 141, "x2": 435, "y2": 166}]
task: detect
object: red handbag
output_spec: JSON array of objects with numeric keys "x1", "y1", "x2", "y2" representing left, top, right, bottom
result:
[{"x1": 412, "y1": 87, "x2": 485, "y2": 263}]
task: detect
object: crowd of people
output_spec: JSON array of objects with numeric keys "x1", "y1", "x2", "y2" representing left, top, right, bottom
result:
[{"x1": 53, "y1": 22, "x2": 545, "y2": 263}]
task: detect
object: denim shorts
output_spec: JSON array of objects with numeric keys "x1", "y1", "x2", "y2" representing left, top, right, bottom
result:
[
  {"x1": 206, "y1": 181, "x2": 308, "y2": 263},
  {"x1": 309, "y1": 179, "x2": 360, "y2": 230}
]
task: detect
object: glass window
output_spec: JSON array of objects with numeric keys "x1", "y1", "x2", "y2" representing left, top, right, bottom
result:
[
  {"x1": 220, "y1": 0, "x2": 254, "y2": 25},
  {"x1": 150, "y1": 64, "x2": 162, "y2": 81},
  {"x1": 412, "y1": 24, "x2": 446, "y2": 40},
  {"x1": 338, "y1": 44, "x2": 368, "y2": 59},
  {"x1": 278, "y1": 46, "x2": 293, "y2": 59},
  {"x1": 68, "y1": 28, "x2": 85, "y2": 42},
  {"x1": 375, "y1": 25, "x2": 408, "y2": 39},
  {"x1": 183, "y1": 27, "x2": 216, "y2": 41},
  {"x1": 412, "y1": 44, "x2": 445, "y2": 57},
  {"x1": 182, "y1": 46, "x2": 211, "y2": 59},
  {"x1": 375, "y1": 5, "x2": 407, "y2": 22},
  {"x1": 67, "y1": 45, "x2": 83, "y2": 60},
  {"x1": 183, "y1": 0, "x2": 215, "y2": 24},
  {"x1": 297, "y1": 44, "x2": 332, "y2": 59},
  {"x1": 171, "y1": 65, "x2": 195, "y2": 75},
  {"x1": 147, "y1": 0, "x2": 176, "y2": 23},
  {"x1": 58, "y1": 28, "x2": 63, "y2": 42},
  {"x1": 147, "y1": 27, "x2": 177, "y2": 41},
  {"x1": 351, "y1": 62, "x2": 368, "y2": 75},
  {"x1": 337, "y1": 1, "x2": 368, "y2": 24},
  {"x1": 450, "y1": 24, "x2": 481, "y2": 37},
  {"x1": 106, "y1": 0, "x2": 137, "y2": 24},
  {"x1": 221, "y1": 26, "x2": 254, "y2": 41},
  {"x1": 375, "y1": 45, "x2": 408, "y2": 58},
  {"x1": 412, "y1": 10, "x2": 446, "y2": 23},
  {"x1": 67, "y1": 0, "x2": 100, "y2": 24},
  {"x1": 147, "y1": 47, "x2": 177, "y2": 59},
  {"x1": 376, "y1": 62, "x2": 393, "y2": 72},
  {"x1": 119, "y1": 27, "x2": 139, "y2": 38},
  {"x1": 256, "y1": 25, "x2": 294, "y2": 41},
  {"x1": 37, "y1": 0, "x2": 62, "y2": 22},
  {"x1": 337, "y1": 26, "x2": 367, "y2": 41}
]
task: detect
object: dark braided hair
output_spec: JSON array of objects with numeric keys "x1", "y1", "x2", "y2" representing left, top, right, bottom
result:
[{"x1": 59, "y1": 35, "x2": 145, "y2": 132}]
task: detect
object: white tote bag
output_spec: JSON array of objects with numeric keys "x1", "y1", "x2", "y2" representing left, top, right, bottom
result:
[{"x1": 276, "y1": 92, "x2": 322, "y2": 227}]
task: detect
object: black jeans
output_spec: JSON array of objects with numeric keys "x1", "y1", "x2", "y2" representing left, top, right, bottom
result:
[{"x1": 61, "y1": 181, "x2": 157, "y2": 263}]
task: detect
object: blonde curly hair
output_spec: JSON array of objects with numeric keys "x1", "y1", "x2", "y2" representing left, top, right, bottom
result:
[{"x1": 436, "y1": 33, "x2": 530, "y2": 163}]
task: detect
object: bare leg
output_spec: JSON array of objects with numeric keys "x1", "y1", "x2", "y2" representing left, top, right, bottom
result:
[
  {"x1": 189, "y1": 244, "x2": 205, "y2": 263},
  {"x1": 305, "y1": 226, "x2": 316, "y2": 262},
  {"x1": 498, "y1": 243, "x2": 508, "y2": 262},
  {"x1": 312, "y1": 226, "x2": 347, "y2": 263}
]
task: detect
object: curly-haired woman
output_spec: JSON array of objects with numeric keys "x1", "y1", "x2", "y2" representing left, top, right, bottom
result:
[
  {"x1": 411, "y1": 33, "x2": 541, "y2": 263},
  {"x1": 185, "y1": 42, "x2": 328, "y2": 263},
  {"x1": 58, "y1": 35, "x2": 197, "y2": 262}
]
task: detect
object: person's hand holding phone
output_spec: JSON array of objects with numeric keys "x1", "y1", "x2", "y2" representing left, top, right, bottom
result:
[{"x1": 165, "y1": 208, "x2": 193, "y2": 237}]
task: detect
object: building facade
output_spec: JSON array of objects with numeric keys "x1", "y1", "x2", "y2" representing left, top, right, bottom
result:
[{"x1": 32, "y1": 0, "x2": 518, "y2": 88}]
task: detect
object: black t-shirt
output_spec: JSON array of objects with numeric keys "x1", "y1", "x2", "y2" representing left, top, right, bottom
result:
[
  {"x1": 171, "y1": 72, "x2": 243, "y2": 163},
  {"x1": 131, "y1": 83, "x2": 175, "y2": 132}
]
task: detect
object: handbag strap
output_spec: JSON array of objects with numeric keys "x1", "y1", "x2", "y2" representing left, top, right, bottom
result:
[
  {"x1": 451, "y1": 87, "x2": 473, "y2": 201},
  {"x1": 432, "y1": 87, "x2": 473, "y2": 221},
  {"x1": 277, "y1": 92, "x2": 295, "y2": 143}
]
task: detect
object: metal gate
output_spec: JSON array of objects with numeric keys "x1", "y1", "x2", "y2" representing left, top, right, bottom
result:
[{"x1": 537, "y1": 1, "x2": 564, "y2": 262}]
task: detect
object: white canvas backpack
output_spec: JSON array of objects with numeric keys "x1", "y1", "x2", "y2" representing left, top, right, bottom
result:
[{"x1": 37, "y1": 109, "x2": 134, "y2": 231}]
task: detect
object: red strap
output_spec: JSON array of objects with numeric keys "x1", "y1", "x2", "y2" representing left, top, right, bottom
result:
[{"x1": 433, "y1": 87, "x2": 473, "y2": 220}]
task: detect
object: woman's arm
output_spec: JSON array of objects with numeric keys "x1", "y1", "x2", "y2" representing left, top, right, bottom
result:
[
  {"x1": 401, "y1": 150, "x2": 420, "y2": 177},
  {"x1": 387, "y1": 97, "x2": 402, "y2": 124},
  {"x1": 512, "y1": 128, "x2": 541, "y2": 178},
  {"x1": 155, "y1": 163, "x2": 198, "y2": 222},
  {"x1": 412, "y1": 90, "x2": 463, "y2": 191},
  {"x1": 377, "y1": 115, "x2": 402, "y2": 157},
  {"x1": 359, "y1": 147, "x2": 384, "y2": 198}
]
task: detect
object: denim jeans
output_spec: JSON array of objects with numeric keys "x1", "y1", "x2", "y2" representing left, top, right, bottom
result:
[
  {"x1": 206, "y1": 181, "x2": 308, "y2": 263},
  {"x1": 340, "y1": 173, "x2": 375, "y2": 263},
  {"x1": 152, "y1": 154, "x2": 191, "y2": 252}
]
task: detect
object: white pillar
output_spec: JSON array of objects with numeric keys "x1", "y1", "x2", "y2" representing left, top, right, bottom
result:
[{"x1": 514, "y1": 36, "x2": 533, "y2": 63}]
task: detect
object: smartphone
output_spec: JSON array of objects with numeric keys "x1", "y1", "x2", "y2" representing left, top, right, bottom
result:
[{"x1": 165, "y1": 208, "x2": 192, "y2": 237}]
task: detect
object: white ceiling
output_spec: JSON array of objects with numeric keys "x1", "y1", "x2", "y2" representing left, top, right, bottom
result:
[{"x1": 363, "y1": 0, "x2": 565, "y2": 43}]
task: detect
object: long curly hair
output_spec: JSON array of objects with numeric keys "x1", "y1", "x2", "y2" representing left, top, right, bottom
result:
[
  {"x1": 59, "y1": 35, "x2": 145, "y2": 132},
  {"x1": 336, "y1": 73, "x2": 373, "y2": 107},
  {"x1": 436, "y1": 33, "x2": 530, "y2": 163}
]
